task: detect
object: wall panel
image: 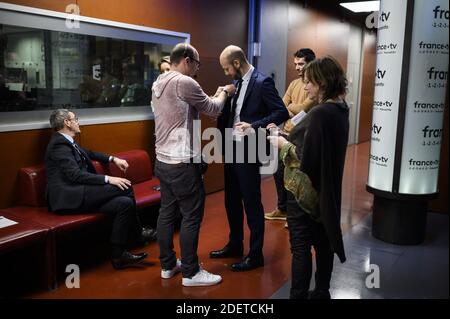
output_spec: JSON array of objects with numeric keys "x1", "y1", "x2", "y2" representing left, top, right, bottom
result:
[{"x1": 0, "y1": 0, "x2": 248, "y2": 208}]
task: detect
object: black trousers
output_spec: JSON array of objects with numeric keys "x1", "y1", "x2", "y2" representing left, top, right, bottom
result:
[
  {"x1": 155, "y1": 160, "x2": 205, "y2": 278},
  {"x1": 287, "y1": 192, "x2": 334, "y2": 299},
  {"x1": 224, "y1": 162, "x2": 265, "y2": 259},
  {"x1": 273, "y1": 156, "x2": 287, "y2": 212},
  {"x1": 82, "y1": 184, "x2": 136, "y2": 250}
]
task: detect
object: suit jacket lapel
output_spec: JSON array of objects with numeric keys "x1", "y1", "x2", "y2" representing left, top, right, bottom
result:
[
  {"x1": 77, "y1": 145, "x2": 90, "y2": 161},
  {"x1": 57, "y1": 134, "x2": 88, "y2": 161},
  {"x1": 242, "y1": 71, "x2": 258, "y2": 110}
]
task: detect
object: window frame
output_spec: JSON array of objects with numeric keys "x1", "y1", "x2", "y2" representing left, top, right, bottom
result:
[{"x1": 0, "y1": 2, "x2": 190, "y2": 132}]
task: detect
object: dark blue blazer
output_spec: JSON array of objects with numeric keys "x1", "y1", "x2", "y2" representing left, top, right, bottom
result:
[{"x1": 217, "y1": 69, "x2": 289, "y2": 132}]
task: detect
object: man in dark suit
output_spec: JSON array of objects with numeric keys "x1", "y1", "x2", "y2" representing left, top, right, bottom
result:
[
  {"x1": 45, "y1": 109, "x2": 155, "y2": 269},
  {"x1": 210, "y1": 45, "x2": 289, "y2": 271}
]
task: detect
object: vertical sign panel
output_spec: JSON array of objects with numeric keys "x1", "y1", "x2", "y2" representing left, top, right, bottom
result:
[
  {"x1": 368, "y1": 0, "x2": 408, "y2": 192},
  {"x1": 399, "y1": 0, "x2": 449, "y2": 194}
]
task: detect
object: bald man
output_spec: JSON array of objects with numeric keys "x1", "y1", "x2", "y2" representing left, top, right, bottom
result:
[{"x1": 210, "y1": 45, "x2": 289, "y2": 271}]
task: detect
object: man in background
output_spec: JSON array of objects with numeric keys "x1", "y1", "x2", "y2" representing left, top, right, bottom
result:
[{"x1": 265, "y1": 48, "x2": 317, "y2": 226}]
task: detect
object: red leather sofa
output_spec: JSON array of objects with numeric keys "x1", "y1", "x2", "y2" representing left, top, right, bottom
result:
[{"x1": 0, "y1": 149, "x2": 160, "y2": 290}]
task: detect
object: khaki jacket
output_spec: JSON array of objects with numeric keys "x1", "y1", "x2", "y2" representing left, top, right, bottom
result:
[{"x1": 282, "y1": 78, "x2": 316, "y2": 132}]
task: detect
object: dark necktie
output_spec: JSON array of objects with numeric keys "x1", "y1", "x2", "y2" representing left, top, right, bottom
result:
[
  {"x1": 72, "y1": 142, "x2": 88, "y2": 164},
  {"x1": 228, "y1": 79, "x2": 243, "y2": 128}
]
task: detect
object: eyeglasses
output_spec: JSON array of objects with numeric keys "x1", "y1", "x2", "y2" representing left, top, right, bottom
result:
[
  {"x1": 67, "y1": 116, "x2": 79, "y2": 123},
  {"x1": 188, "y1": 56, "x2": 201, "y2": 68}
]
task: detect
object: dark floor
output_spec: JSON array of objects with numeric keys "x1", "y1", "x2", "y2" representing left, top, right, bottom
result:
[
  {"x1": 271, "y1": 212, "x2": 449, "y2": 299},
  {"x1": 25, "y1": 142, "x2": 448, "y2": 299}
]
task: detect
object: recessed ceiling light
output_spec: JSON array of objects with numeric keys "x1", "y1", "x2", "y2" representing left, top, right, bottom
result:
[{"x1": 340, "y1": 1, "x2": 380, "y2": 13}]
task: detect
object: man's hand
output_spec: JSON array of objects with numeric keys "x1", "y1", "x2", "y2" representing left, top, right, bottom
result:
[
  {"x1": 266, "y1": 123, "x2": 278, "y2": 130},
  {"x1": 213, "y1": 84, "x2": 237, "y2": 98},
  {"x1": 266, "y1": 123, "x2": 288, "y2": 138},
  {"x1": 213, "y1": 86, "x2": 225, "y2": 98},
  {"x1": 113, "y1": 157, "x2": 129, "y2": 173},
  {"x1": 234, "y1": 121, "x2": 252, "y2": 132},
  {"x1": 267, "y1": 135, "x2": 289, "y2": 149},
  {"x1": 108, "y1": 176, "x2": 132, "y2": 190},
  {"x1": 224, "y1": 84, "x2": 236, "y2": 96}
]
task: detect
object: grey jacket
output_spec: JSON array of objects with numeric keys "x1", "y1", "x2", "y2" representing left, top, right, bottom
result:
[{"x1": 152, "y1": 71, "x2": 225, "y2": 164}]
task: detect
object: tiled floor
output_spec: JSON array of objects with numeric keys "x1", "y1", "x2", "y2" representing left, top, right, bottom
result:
[{"x1": 27, "y1": 142, "x2": 448, "y2": 299}]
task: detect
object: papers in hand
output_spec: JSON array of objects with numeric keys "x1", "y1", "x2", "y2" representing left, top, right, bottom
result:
[
  {"x1": 0, "y1": 216, "x2": 18, "y2": 229},
  {"x1": 290, "y1": 110, "x2": 307, "y2": 126}
]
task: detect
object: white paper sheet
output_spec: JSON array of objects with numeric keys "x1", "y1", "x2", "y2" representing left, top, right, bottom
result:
[
  {"x1": 0, "y1": 216, "x2": 18, "y2": 229},
  {"x1": 290, "y1": 110, "x2": 307, "y2": 126}
]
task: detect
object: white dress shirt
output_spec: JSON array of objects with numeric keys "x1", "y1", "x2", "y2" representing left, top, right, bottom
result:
[{"x1": 232, "y1": 65, "x2": 254, "y2": 127}]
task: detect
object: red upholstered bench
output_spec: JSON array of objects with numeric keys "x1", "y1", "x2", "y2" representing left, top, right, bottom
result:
[
  {"x1": 0, "y1": 211, "x2": 52, "y2": 291},
  {"x1": 3, "y1": 149, "x2": 160, "y2": 290},
  {"x1": 4, "y1": 164, "x2": 108, "y2": 233},
  {"x1": 107, "y1": 150, "x2": 161, "y2": 209}
]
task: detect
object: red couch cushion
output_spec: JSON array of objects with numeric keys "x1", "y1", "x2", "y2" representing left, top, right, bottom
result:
[
  {"x1": 92, "y1": 160, "x2": 107, "y2": 175},
  {"x1": 17, "y1": 150, "x2": 159, "y2": 211},
  {"x1": 18, "y1": 161, "x2": 106, "y2": 207},
  {"x1": 0, "y1": 211, "x2": 48, "y2": 255},
  {"x1": 132, "y1": 179, "x2": 161, "y2": 209},
  {"x1": 18, "y1": 165, "x2": 46, "y2": 207},
  {"x1": 109, "y1": 150, "x2": 153, "y2": 184},
  {"x1": 2, "y1": 207, "x2": 107, "y2": 234}
]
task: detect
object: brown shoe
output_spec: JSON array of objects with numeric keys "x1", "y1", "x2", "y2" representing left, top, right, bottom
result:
[{"x1": 264, "y1": 209, "x2": 287, "y2": 220}]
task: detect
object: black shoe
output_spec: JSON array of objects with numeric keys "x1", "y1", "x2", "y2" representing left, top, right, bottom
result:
[
  {"x1": 209, "y1": 245, "x2": 243, "y2": 259},
  {"x1": 141, "y1": 227, "x2": 157, "y2": 244},
  {"x1": 111, "y1": 251, "x2": 148, "y2": 270},
  {"x1": 231, "y1": 255, "x2": 264, "y2": 272},
  {"x1": 309, "y1": 289, "x2": 331, "y2": 299}
]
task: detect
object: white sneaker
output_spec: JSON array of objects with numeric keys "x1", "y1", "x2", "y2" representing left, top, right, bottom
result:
[
  {"x1": 182, "y1": 268, "x2": 222, "y2": 287},
  {"x1": 161, "y1": 259, "x2": 182, "y2": 279}
]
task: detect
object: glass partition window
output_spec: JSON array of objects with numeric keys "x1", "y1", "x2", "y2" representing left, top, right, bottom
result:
[{"x1": 0, "y1": 24, "x2": 173, "y2": 112}]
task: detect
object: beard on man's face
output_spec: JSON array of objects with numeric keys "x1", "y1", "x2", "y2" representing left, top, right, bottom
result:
[{"x1": 232, "y1": 65, "x2": 243, "y2": 81}]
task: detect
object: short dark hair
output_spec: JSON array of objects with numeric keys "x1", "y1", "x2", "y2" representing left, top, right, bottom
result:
[
  {"x1": 294, "y1": 48, "x2": 316, "y2": 63},
  {"x1": 304, "y1": 56, "x2": 347, "y2": 102},
  {"x1": 170, "y1": 43, "x2": 196, "y2": 65}
]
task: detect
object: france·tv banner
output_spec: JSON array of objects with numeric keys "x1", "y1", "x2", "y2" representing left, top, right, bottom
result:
[
  {"x1": 399, "y1": 0, "x2": 449, "y2": 194},
  {"x1": 368, "y1": 0, "x2": 408, "y2": 192}
]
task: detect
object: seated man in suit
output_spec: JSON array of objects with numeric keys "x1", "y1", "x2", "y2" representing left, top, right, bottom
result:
[{"x1": 45, "y1": 109, "x2": 156, "y2": 269}]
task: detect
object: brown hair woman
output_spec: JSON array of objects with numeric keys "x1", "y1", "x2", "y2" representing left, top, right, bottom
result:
[{"x1": 268, "y1": 56, "x2": 349, "y2": 299}]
